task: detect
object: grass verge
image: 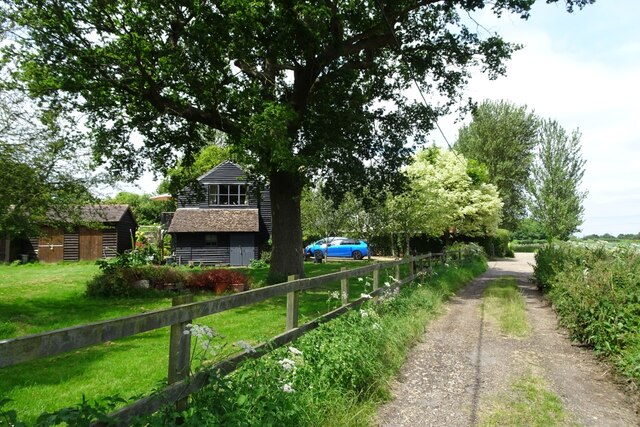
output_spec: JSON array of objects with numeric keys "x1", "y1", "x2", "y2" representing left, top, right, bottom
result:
[
  {"x1": 482, "y1": 277, "x2": 530, "y2": 337},
  {"x1": 136, "y1": 256, "x2": 488, "y2": 426},
  {"x1": 480, "y1": 374, "x2": 574, "y2": 427}
]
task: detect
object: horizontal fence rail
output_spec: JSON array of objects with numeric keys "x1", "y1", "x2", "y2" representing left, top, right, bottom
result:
[{"x1": 0, "y1": 248, "x2": 473, "y2": 425}]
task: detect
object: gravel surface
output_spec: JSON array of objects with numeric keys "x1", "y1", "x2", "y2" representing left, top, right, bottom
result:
[{"x1": 377, "y1": 253, "x2": 639, "y2": 426}]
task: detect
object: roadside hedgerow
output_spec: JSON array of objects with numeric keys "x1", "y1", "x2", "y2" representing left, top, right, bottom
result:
[{"x1": 534, "y1": 242, "x2": 640, "y2": 386}]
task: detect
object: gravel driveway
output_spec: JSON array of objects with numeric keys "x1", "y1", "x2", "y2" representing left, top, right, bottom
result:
[{"x1": 377, "y1": 253, "x2": 639, "y2": 426}]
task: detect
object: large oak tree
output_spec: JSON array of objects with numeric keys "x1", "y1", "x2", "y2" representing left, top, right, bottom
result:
[{"x1": 2, "y1": 0, "x2": 593, "y2": 279}]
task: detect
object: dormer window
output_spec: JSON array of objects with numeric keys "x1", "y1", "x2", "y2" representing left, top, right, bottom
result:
[{"x1": 208, "y1": 184, "x2": 247, "y2": 206}]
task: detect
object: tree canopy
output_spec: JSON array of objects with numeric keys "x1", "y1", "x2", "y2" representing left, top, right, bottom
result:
[
  {"x1": 454, "y1": 99, "x2": 539, "y2": 230},
  {"x1": 103, "y1": 192, "x2": 174, "y2": 225},
  {"x1": 528, "y1": 119, "x2": 587, "y2": 240},
  {"x1": 0, "y1": 91, "x2": 96, "y2": 244},
  {"x1": 405, "y1": 147, "x2": 503, "y2": 243},
  {"x1": 3, "y1": 0, "x2": 594, "y2": 278}
]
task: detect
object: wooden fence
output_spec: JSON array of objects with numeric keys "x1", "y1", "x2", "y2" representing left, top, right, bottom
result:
[{"x1": 0, "y1": 249, "x2": 470, "y2": 425}]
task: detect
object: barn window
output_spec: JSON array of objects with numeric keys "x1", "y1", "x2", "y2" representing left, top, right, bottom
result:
[
  {"x1": 204, "y1": 234, "x2": 218, "y2": 246},
  {"x1": 208, "y1": 184, "x2": 247, "y2": 206}
]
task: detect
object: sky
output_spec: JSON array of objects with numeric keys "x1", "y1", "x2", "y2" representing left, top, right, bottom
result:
[
  {"x1": 127, "y1": 1, "x2": 640, "y2": 237},
  {"x1": 430, "y1": 1, "x2": 640, "y2": 236}
]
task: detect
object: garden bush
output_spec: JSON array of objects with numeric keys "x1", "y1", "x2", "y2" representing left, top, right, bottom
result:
[
  {"x1": 86, "y1": 265, "x2": 189, "y2": 297},
  {"x1": 534, "y1": 242, "x2": 640, "y2": 385},
  {"x1": 186, "y1": 269, "x2": 250, "y2": 294}
]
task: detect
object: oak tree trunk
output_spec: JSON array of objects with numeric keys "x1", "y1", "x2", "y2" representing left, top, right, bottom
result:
[{"x1": 268, "y1": 170, "x2": 305, "y2": 283}]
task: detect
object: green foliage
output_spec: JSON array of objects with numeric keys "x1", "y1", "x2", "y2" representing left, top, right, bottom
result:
[
  {"x1": 0, "y1": 92, "x2": 97, "y2": 241},
  {"x1": 103, "y1": 192, "x2": 174, "y2": 225},
  {"x1": 482, "y1": 229, "x2": 514, "y2": 258},
  {"x1": 455, "y1": 100, "x2": 539, "y2": 230},
  {"x1": 3, "y1": 0, "x2": 594, "y2": 279},
  {"x1": 140, "y1": 254, "x2": 488, "y2": 426},
  {"x1": 510, "y1": 242, "x2": 545, "y2": 253},
  {"x1": 160, "y1": 143, "x2": 233, "y2": 199},
  {"x1": 248, "y1": 258, "x2": 268, "y2": 269},
  {"x1": 86, "y1": 264, "x2": 188, "y2": 298},
  {"x1": 534, "y1": 243, "x2": 640, "y2": 385},
  {"x1": 401, "y1": 147, "x2": 503, "y2": 246},
  {"x1": 512, "y1": 218, "x2": 549, "y2": 241},
  {"x1": 528, "y1": 120, "x2": 587, "y2": 240}
]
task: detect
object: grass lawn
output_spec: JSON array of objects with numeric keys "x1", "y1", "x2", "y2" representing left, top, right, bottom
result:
[{"x1": 0, "y1": 259, "x2": 402, "y2": 422}]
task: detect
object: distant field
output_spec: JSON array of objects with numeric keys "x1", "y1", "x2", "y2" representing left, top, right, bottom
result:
[{"x1": 0, "y1": 259, "x2": 385, "y2": 422}]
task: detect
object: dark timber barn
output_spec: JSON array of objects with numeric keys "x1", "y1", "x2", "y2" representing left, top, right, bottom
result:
[
  {"x1": 168, "y1": 161, "x2": 271, "y2": 266},
  {"x1": 24, "y1": 205, "x2": 138, "y2": 262}
]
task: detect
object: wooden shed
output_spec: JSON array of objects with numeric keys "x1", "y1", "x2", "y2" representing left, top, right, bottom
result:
[{"x1": 27, "y1": 205, "x2": 138, "y2": 262}]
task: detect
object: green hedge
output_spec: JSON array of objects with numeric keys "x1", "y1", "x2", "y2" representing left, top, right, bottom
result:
[{"x1": 534, "y1": 243, "x2": 640, "y2": 385}]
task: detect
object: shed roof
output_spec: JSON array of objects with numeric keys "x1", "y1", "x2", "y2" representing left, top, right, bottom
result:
[
  {"x1": 168, "y1": 208, "x2": 259, "y2": 233},
  {"x1": 78, "y1": 205, "x2": 132, "y2": 223},
  {"x1": 48, "y1": 205, "x2": 134, "y2": 224}
]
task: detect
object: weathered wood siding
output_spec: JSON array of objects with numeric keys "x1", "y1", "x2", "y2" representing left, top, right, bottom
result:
[
  {"x1": 177, "y1": 161, "x2": 259, "y2": 209},
  {"x1": 174, "y1": 233, "x2": 234, "y2": 265},
  {"x1": 258, "y1": 189, "x2": 272, "y2": 250},
  {"x1": 102, "y1": 228, "x2": 118, "y2": 258},
  {"x1": 116, "y1": 210, "x2": 137, "y2": 254},
  {"x1": 63, "y1": 231, "x2": 79, "y2": 261}
]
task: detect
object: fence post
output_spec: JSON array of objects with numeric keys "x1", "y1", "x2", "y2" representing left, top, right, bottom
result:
[
  {"x1": 286, "y1": 275, "x2": 300, "y2": 331},
  {"x1": 341, "y1": 267, "x2": 349, "y2": 306},
  {"x1": 372, "y1": 263, "x2": 380, "y2": 301},
  {"x1": 458, "y1": 248, "x2": 462, "y2": 261},
  {"x1": 427, "y1": 252, "x2": 432, "y2": 273},
  {"x1": 442, "y1": 251, "x2": 446, "y2": 266},
  {"x1": 395, "y1": 263, "x2": 400, "y2": 282},
  {"x1": 168, "y1": 294, "x2": 193, "y2": 411},
  {"x1": 409, "y1": 256, "x2": 415, "y2": 278}
]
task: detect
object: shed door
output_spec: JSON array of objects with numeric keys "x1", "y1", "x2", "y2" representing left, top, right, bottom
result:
[
  {"x1": 230, "y1": 234, "x2": 254, "y2": 266},
  {"x1": 79, "y1": 227, "x2": 103, "y2": 260},
  {"x1": 38, "y1": 227, "x2": 64, "y2": 263}
]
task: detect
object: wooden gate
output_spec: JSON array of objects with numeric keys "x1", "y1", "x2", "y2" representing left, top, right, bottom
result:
[
  {"x1": 38, "y1": 227, "x2": 64, "y2": 263},
  {"x1": 79, "y1": 227, "x2": 103, "y2": 260}
]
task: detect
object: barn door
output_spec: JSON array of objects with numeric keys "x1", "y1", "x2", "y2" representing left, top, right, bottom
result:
[
  {"x1": 79, "y1": 227, "x2": 103, "y2": 260},
  {"x1": 38, "y1": 227, "x2": 64, "y2": 263},
  {"x1": 230, "y1": 234, "x2": 254, "y2": 266}
]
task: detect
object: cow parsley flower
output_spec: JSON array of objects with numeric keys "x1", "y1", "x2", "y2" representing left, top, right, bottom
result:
[
  {"x1": 359, "y1": 309, "x2": 369, "y2": 318},
  {"x1": 288, "y1": 346, "x2": 303, "y2": 356},
  {"x1": 360, "y1": 293, "x2": 372, "y2": 299},
  {"x1": 282, "y1": 383, "x2": 295, "y2": 393},
  {"x1": 236, "y1": 340, "x2": 256, "y2": 353},
  {"x1": 278, "y1": 358, "x2": 296, "y2": 372}
]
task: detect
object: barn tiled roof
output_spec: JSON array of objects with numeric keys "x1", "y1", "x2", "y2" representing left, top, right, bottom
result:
[
  {"x1": 79, "y1": 205, "x2": 131, "y2": 223},
  {"x1": 48, "y1": 205, "x2": 133, "y2": 224},
  {"x1": 168, "y1": 208, "x2": 259, "y2": 233}
]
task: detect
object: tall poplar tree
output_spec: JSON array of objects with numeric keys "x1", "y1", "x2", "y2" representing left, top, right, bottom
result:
[
  {"x1": 455, "y1": 100, "x2": 539, "y2": 230},
  {"x1": 528, "y1": 120, "x2": 587, "y2": 240}
]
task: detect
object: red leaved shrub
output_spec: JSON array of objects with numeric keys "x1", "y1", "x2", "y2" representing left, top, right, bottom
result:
[{"x1": 187, "y1": 269, "x2": 250, "y2": 294}]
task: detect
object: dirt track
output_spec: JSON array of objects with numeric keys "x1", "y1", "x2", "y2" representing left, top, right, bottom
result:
[{"x1": 377, "y1": 253, "x2": 639, "y2": 426}]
